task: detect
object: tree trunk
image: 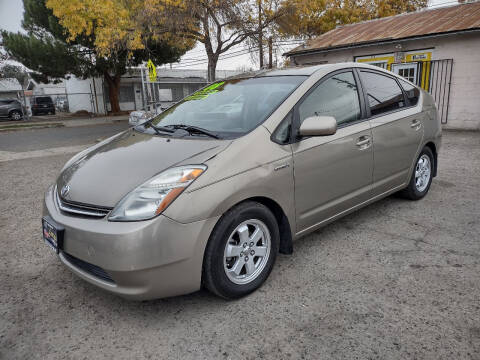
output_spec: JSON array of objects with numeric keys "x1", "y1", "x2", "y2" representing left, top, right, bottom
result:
[
  {"x1": 207, "y1": 55, "x2": 218, "y2": 82},
  {"x1": 104, "y1": 73, "x2": 121, "y2": 113}
]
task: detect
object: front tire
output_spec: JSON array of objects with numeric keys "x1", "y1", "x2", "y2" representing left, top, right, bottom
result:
[
  {"x1": 400, "y1": 146, "x2": 434, "y2": 200},
  {"x1": 203, "y1": 201, "x2": 279, "y2": 299}
]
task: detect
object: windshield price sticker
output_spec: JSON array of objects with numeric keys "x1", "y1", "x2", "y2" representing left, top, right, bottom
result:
[{"x1": 185, "y1": 81, "x2": 225, "y2": 101}]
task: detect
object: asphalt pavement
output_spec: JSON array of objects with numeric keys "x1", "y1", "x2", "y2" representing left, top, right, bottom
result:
[
  {"x1": 0, "y1": 123, "x2": 128, "y2": 152},
  {"x1": 0, "y1": 127, "x2": 479, "y2": 359}
]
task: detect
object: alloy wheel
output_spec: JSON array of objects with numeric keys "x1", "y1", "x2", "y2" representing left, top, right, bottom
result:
[
  {"x1": 415, "y1": 154, "x2": 431, "y2": 192},
  {"x1": 223, "y1": 219, "x2": 271, "y2": 285},
  {"x1": 11, "y1": 112, "x2": 21, "y2": 120}
]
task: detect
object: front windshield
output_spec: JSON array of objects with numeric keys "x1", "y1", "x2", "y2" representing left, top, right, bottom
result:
[{"x1": 148, "y1": 76, "x2": 306, "y2": 138}]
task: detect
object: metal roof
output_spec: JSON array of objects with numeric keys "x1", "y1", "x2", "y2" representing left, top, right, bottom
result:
[{"x1": 286, "y1": 1, "x2": 480, "y2": 56}]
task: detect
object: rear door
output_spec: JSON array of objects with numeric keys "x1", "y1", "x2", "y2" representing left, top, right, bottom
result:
[
  {"x1": 357, "y1": 69, "x2": 423, "y2": 196},
  {"x1": 291, "y1": 70, "x2": 374, "y2": 233}
]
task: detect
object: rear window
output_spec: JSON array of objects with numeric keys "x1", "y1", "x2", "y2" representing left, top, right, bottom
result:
[
  {"x1": 360, "y1": 71, "x2": 405, "y2": 116},
  {"x1": 35, "y1": 97, "x2": 53, "y2": 104},
  {"x1": 399, "y1": 79, "x2": 420, "y2": 106}
]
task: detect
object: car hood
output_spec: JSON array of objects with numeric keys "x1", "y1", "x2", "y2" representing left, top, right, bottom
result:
[{"x1": 56, "y1": 129, "x2": 231, "y2": 207}]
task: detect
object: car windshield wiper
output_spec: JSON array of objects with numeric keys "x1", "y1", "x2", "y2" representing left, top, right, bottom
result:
[
  {"x1": 167, "y1": 124, "x2": 220, "y2": 139},
  {"x1": 144, "y1": 122, "x2": 175, "y2": 135}
]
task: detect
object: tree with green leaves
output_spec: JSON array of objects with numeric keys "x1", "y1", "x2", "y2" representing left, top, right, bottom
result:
[
  {"x1": 1, "y1": 0, "x2": 191, "y2": 112},
  {"x1": 0, "y1": 64, "x2": 30, "y2": 87}
]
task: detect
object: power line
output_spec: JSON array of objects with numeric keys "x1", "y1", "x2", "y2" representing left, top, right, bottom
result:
[
  {"x1": 171, "y1": 48, "x2": 257, "y2": 68},
  {"x1": 180, "y1": 44, "x2": 247, "y2": 62},
  {"x1": 175, "y1": 48, "x2": 255, "y2": 66},
  {"x1": 173, "y1": 51, "x2": 252, "y2": 68},
  {"x1": 177, "y1": 40, "x2": 303, "y2": 64}
]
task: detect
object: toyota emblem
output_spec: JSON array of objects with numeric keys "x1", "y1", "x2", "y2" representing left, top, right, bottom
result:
[{"x1": 61, "y1": 185, "x2": 70, "y2": 197}]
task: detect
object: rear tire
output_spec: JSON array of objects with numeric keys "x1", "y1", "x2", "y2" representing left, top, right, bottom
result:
[
  {"x1": 203, "y1": 201, "x2": 279, "y2": 299},
  {"x1": 400, "y1": 146, "x2": 434, "y2": 200}
]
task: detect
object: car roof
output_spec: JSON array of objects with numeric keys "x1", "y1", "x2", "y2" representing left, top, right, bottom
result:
[
  {"x1": 225, "y1": 62, "x2": 417, "y2": 88},
  {"x1": 259, "y1": 62, "x2": 395, "y2": 76}
]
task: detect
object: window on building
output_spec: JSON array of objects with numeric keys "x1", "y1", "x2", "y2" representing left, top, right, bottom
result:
[
  {"x1": 119, "y1": 85, "x2": 135, "y2": 103},
  {"x1": 298, "y1": 71, "x2": 361, "y2": 126},
  {"x1": 368, "y1": 62, "x2": 388, "y2": 69},
  {"x1": 157, "y1": 88, "x2": 173, "y2": 102},
  {"x1": 398, "y1": 79, "x2": 420, "y2": 106},
  {"x1": 185, "y1": 83, "x2": 205, "y2": 97},
  {"x1": 360, "y1": 71, "x2": 405, "y2": 116},
  {"x1": 157, "y1": 84, "x2": 184, "y2": 102},
  {"x1": 397, "y1": 67, "x2": 416, "y2": 83}
]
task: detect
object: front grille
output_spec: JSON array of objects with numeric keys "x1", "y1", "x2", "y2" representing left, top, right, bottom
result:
[
  {"x1": 55, "y1": 189, "x2": 111, "y2": 218},
  {"x1": 62, "y1": 252, "x2": 115, "y2": 284}
]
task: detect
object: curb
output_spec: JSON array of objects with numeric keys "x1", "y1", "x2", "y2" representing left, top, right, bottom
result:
[{"x1": 0, "y1": 123, "x2": 65, "y2": 132}]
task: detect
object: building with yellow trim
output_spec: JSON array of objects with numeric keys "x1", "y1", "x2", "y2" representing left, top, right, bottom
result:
[{"x1": 285, "y1": 1, "x2": 480, "y2": 130}]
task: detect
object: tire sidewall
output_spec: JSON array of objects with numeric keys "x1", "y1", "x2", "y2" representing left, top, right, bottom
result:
[
  {"x1": 410, "y1": 147, "x2": 434, "y2": 199},
  {"x1": 204, "y1": 203, "x2": 280, "y2": 299}
]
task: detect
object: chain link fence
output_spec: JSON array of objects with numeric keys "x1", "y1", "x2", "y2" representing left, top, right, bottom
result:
[{"x1": 22, "y1": 90, "x2": 105, "y2": 119}]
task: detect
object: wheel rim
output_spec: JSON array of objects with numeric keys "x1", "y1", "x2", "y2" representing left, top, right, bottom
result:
[
  {"x1": 415, "y1": 154, "x2": 431, "y2": 192},
  {"x1": 12, "y1": 112, "x2": 21, "y2": 120},
  {"x1": 223, "y1": 219, "x2": 271, "y2": 285}
]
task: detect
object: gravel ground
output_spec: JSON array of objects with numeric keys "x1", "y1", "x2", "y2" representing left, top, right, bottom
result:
[{"x1": 0, "y1": 130, "x2": 479, "y2": 360}]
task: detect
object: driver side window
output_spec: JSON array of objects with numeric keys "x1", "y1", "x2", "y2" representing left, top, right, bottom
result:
[{"x1": 298, "y1": 71, "x2": 361, "y2": 126}]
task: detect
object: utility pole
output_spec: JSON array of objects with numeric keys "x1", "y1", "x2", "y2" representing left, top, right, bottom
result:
[
  {"x1": 268, "y1": 36, "x2": 273, "y2": 69},
  {"x1": 89, "y1": 52, "x2": 99, "y2": 114},
  {"x1": 258, "y1": 0, "x2": 263, "y2": 69},
  {"x1": 92, "y1": 78, "x2": 99, "y2": 114}
]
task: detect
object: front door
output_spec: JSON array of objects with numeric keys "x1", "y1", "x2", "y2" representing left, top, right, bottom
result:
[
  {"x1": 392, "y1": 63, "x2": 418, "y2": 85},
  {"x1": 292, "y1": 70, "x2": 374, "y2": 233}
]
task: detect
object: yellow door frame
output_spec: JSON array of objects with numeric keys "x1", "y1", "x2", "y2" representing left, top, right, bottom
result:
[{"x1": 355, "y1": 50, "x2": 433, "y2": 90}]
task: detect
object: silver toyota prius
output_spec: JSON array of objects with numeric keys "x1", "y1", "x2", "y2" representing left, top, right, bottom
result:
[{"x1": 42, "y1": 63, "x2": 441, "y2": 300}]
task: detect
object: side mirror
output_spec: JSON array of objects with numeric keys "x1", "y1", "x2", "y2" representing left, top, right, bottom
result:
[
  {"x1": 298, "y1": 116, "x2": 337, "y2": 136},
  {"x1": 129, "y1": 111, "x2": 148, "y2": 126}
]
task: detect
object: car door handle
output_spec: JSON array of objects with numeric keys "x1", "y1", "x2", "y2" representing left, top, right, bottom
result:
[
  {"x1": 411, "y1": 120, "x2": 422, "y2": 130},
  {"x1": 356, "y1": 136, "x2": 371, "y2": 150}
]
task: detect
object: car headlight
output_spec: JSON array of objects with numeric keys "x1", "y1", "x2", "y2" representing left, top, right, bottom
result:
[{"x1": 108, "y1": 165, "x2": 206, "y2": 221}]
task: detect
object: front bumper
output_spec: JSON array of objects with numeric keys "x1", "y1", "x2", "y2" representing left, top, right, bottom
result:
[{"x1": 43, "y1": 185, "x2": 219, "y2": 300}]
